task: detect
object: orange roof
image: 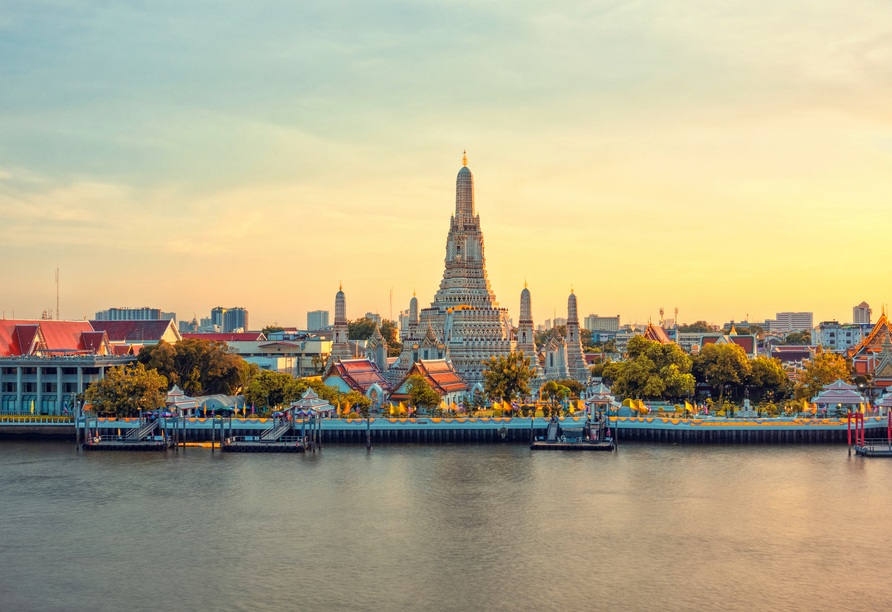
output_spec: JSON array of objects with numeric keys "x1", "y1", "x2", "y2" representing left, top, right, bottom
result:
[
  {"x1": 324, "y1": 358, "x2": 392, "y2": 394},
  {"x1": 850, "y1": 313, "x2": 892, "y2": 357},
  {"x1": 643, "y1": 323, "x2": 671, "y2": 344},
  {"x1": 0, "y1": 320, "x2": 95, "y2": 356},
  {"x1": 402, "y1": 359, "x2": 469, "y2": 395},
  {"x1": 91, "y1": 320, "x2": 177, "y2": 343},
  {"x1": 182, "y1": 332, "x2": 265, "y2": 342}
]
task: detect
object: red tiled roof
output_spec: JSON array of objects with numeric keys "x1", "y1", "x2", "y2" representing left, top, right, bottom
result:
[
  {"x1": 643, "y1": 323, "x2": 671, "y2": 344},
  {"x1": 324, "y1": 359, "x2": 392, "y2": 394},
  {"x1": 82, "y1": 331, "x2": 108, "y2": 354},
  {"x1": 408, "y1": 360, "x2": 469, "y2": 394},
  {"x1": 91, "y1": 320, "x2": 177, "y2": 343},
  {"x1": 0, "y1": 320, "x2": 94, "y2": 356},
  {"x1": 182, "y1": 332, "x2": 265, "y2": 342}
]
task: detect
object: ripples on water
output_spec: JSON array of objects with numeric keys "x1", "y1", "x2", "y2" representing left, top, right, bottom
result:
[{"x1": 1, "y1": 442, "x2": 890, "y2": 612}]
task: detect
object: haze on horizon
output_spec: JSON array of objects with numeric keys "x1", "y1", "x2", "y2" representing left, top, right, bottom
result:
[{"x1": 1, "y1": 1, "x2": 890, "y2": 329}]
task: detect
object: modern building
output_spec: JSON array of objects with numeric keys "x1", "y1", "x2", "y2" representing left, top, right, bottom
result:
[
  {"x1": 364, "y1": 312, "x2": 382, "y2": 327},
  {"x1": 584, "y1": 315, "x2": 620, "y2": 332},
  {"x1": 0, "y1": 320, "x2": 137, "y2": 415},
  {"x1": 223, "y1": 308, "x2": 249, "y2": 333},
  {"x1": 765, "y1": 312, "x2": 813, "y2": 333},
  {"x1": 814, "y1": 321, "x2": 872, "y2": 351},
  {"x1": 93, "y1": 307, "x2": 176, "y2": 326},
  {"x1": 307, "y1": 310, "x2": 330, "y2": 331},
  {"x1": 854, "y1": 302, "x2": 872, "y2": 325}
]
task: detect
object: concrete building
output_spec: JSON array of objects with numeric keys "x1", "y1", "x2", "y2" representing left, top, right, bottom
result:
[
  {"x1": 307, "y1": 310, "x2": 329, "y2": 331},
  {"x1": 223, "y1": 308, "x2": 249, "y2": 333},
  {"x1": 584, "y1": 315, "x2": 620, "y2": 332},
  {"x1": 814, "y1": 321, "x2": 872, "y2": 351},
  {"x1": 0, "y1": 320, "x2": 136, "y2": 415},
  {"x1": 364, "y1": 312, "x2": 382, "y2": 326},
  {"x1": 765, "y1": 312, "x2": 813, "y2": 333},
  {"x1": 854, "y1": 302, "x2": 872, "y2": 325},
  {"x1": 94, "y1": 307, "x2": 176, "y2": 326}
]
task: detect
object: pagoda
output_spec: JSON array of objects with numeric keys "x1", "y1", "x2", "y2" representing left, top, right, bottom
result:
[
  {"x1": 390, "y1": 153, "x2": 514, "y2": 386},
  {"x1": 847, "y1": 309, "x2": 892, "y2": 388}
]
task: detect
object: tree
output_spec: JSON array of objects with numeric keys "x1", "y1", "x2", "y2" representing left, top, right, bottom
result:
[
  {"x1": 261, "y1": 325, "x2": 285, "y2": 337},
  {"x1": 794, "y1": 349, "x2": 852, "y2": 400},
  {"x1": 693, "y1": 343, "x2": 751, "y2": 404},
  {"x1": 138, "y1": 338, "x2": 258, "y2": 396},
  {"x1": 340, "y1": 390, "x2": 371, "y2": 414},
  {"x1": 782, "y1": 331, "x2": 811, "y2": 345},
  {"x1": 746, "y1": 357, "x2": 790, "y2": 401},
  {"x1": 244, "y1": 372, "x2": 341, "y2": 409},
  {"x1": 481, "y1": 351, "x2": 536, "y2": 402},
  {"x1": 311, "y1": 353, "x2": 330, "y2": 375},
  {"x1": 678, "y1": 321, "x2": 711, "y2": 333},
  {"x1": 554, "y1": 378, "x2": 584, "y2": 398},
  {"x1": 406, "y1": 374, "x2": 441, "y2": 413},
  {"x1": 607, "y1": 336, "x2": 695, "y2": 400},
  {"x1": 347, "y1": 317, "x2": 376, "y2": 340},
  {"x1": 380, "y1": 319, "x2": 403, "y2": 357},
  {"x1": 84, "y1": 363, "x2": 167, "y2": 417}
]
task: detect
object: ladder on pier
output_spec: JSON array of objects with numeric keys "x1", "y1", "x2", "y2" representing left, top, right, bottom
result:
[
  {"x1": 127, "y1": 420, "x2": 157, "y2": 441},
  {"x1": 546, "y1": 421, "x2": 559, "y2": 442},
  {"x1": 260, "y1": 420, "x2": 292, "y2": 442}
]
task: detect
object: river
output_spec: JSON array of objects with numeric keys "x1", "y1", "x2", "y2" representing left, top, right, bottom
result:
[{"x1": 1, "y1": 441, "x2": 890, "y2": 611}]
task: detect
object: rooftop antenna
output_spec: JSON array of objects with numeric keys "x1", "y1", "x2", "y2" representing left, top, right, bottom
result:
[
  {"x1": 390, "y1": 287, "x2": 393, "y2": 322},
  {"x1": 55, "y1": 266, "x2": 60, "y2": 320},
  {"x1": 674, "y1": 307, "x2": 679, "y2": 330}
]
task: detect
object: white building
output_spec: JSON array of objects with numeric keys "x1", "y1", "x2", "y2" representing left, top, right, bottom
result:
[
  {"x1": 307, "y1": 310, "x2": 330, "y2": 331},
  {"x1": 814, "y1": 321, "x2": 872, "y2": 351},
  {"x1": 765, "y1": 312, "x2": 813, "y2": 333},
  {"x1": 854, "y1": 302, "x2": 872, "y2": 325},
  {"x1": 584, "y1": 315, "x2": 620, "y2": 332}
]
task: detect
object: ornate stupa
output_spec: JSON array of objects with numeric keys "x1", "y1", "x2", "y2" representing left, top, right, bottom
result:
[
  {"x1": 330, "y1": 283, "x2": 354, "y2": 361},
  {"x1": 390, "y1": 153, "x2": 513, "y2": 386}
]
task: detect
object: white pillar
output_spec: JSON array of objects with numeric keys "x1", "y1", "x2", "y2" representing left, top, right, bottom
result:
[
  {"x1": 77, "y1": 366, "x2": 84, "y2": 393},
  {"x1": 36, "y1": 366, "x2": 42, "y2": 415}
]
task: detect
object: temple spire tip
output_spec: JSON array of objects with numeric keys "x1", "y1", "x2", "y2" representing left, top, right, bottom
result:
[{"x1": 462, "y1": 150, "x2": 467, "y2": 167}]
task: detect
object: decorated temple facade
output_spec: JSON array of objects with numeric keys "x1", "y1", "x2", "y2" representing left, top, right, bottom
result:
[{"x1": 848, "y1": 311, "x2": 892, "y2": 390}]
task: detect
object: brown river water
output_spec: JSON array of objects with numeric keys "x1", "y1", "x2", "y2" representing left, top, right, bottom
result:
[{"x1": 1, "y1": 441, "x2": 890, "y2": 612}]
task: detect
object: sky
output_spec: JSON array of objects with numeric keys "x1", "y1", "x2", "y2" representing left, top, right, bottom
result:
[{"x1": 1, "y1": 1, "x2": 891, "y2": 329}]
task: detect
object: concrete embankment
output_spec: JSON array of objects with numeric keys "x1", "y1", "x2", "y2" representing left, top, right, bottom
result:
[{"x1": 2, "y1": 415, "x2": 887, "y2": 445}]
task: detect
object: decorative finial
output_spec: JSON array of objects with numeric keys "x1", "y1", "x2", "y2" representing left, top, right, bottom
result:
[
  {"x1": 413, "y1": 287, "x2": 416, "y2": 297},
  {"x1": 339, "y1": 281, "x2": 342, "y2": 291},
  {"x1": 462, "y1": 150, "x2": 467, "y2": 167},
  {"x1": 524, "y1": 277, "x2": 527, "y2": 289},
  {"x1": 571, "y1": 284, "x2": 574, "y2": 294}
]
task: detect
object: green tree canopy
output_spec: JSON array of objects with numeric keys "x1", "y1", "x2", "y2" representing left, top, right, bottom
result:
[
  {"x1": 481, "y1": 351, "x2": 537, "y2": 402},
  {"x1": 554, "y1": 378, "x2": 584, "y2": 398},
  {"x1": 380, "y1": 319, "x2": 403, "y2": 357},
  {"x1": 406, "y1": 374, "x2": 441, "y2": 412},
  {"x1": 678, "y1": 321, "x2": 711, "y2": 333},
  {"x1": 138, "y1": 338, "x2": 258, "y2": 396},
  {"x1": 746, "y1": 356, "x2": 790, "y2": 401},
  {"x1": 794, "y1": 349, "x2": 852, "y2": 400},
  {"x1": 244, "y1": 372, "x2": 341, "y2": 409},
  {"x1": 692, "y1": 343, "x2": 751, "y2": 404},
  {"x1": 348, "y1": 317, "x2": 377, "y2": 340},
  {"x1": 782, "y1": 331, "x2": 811, "y2": 345},
  {"x1": 608, "y1": 336, "x2": 695, "y2": 400},
  {"x1": 84, "y1": 363, "x2": 167, "y2": 417},
  {"x1": 261, "y1": 325, "x2": 285, "y2": 337}
]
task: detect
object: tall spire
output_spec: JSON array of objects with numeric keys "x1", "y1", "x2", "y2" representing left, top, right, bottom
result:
[{"x1": 462, "y1": 150, "x2": 467, "y2": 166}]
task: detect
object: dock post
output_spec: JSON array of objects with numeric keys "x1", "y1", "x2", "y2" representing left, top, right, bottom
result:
[{"x1": 367, "y1": 415, "x2": 371, "y2": 450}]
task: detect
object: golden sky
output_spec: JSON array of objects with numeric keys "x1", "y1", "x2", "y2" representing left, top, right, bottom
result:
[{"x1": 1, "y1": 1, "x2": 891, "y2": 328}]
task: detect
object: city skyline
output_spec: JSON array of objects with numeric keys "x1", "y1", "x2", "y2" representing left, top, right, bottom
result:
[{"x1": 2, "y1": 2, "x2": 890, "y2": 327}]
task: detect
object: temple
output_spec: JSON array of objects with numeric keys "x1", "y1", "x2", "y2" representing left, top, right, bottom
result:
[
  {"x1": 327, "y1": 154, "x2": 593, "y2": 400},
  {"x1": 848, "y1": 310, "x2": 892, "y2": 389}
]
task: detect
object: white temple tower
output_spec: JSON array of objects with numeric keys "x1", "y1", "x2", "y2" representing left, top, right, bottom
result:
[
  {"x1": 331, "y1": 283, "x2": 353, "y2": 361},
  {"x1": 516, "y1": 282, "x2": 541, "y2": 378},
  {"x1": 565, "y1": 289, "x2": 589, "y2": 381}
]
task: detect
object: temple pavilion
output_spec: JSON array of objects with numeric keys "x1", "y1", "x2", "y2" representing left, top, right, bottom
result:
[{"x1": 847, "y1": 310, "x2": 892, "y2": 390}]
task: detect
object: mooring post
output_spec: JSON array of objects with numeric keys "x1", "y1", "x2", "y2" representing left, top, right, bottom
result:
[{"x1": 366, "y1": 414, "x2": 371, "y2": 450}]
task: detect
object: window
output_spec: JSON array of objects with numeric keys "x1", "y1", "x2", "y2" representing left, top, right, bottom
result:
[
  {"x1": 63, "y1": 383, "x2": 77, "y2": 393},
  {"x1": 1, "y1": 396, "x2": 16, "y2": 413},
  {"x1": 62, "y1": 368, "x2": 78, "y2": 375},
  {"x1": 23, "y1": 382, "x2": 35, "y2": 393},
  {"x1": 2, "y1": 382, "x2": 16, "y2": 393},
  {"x1": 43, "y1": 367, "x2": 57, "y2": 375},
  {"x1": 43, "y1": 382, "x2": 57, "y2": 393}
]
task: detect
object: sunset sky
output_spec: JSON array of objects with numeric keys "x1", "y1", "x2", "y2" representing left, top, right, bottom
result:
[{"x1": 2, "y1": 1, "x2": 891, "y2": 328}]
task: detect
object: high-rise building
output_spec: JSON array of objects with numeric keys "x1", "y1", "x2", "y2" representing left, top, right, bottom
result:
[
  {"x1": 307, "y1": 310, "x2": 330, "y2": 331},
  {"x1": 854, "y1": 302, "x2": 872, "y2": 325},
  {"x1": 211, "y1": 307, "x2": 226, "y2": 328},
  {"x1": 584, "y1": 315, "x2": 620, "y2": 332},
  {"x1": 765, "y1": 312, "x2": 813, "y2": 333},
  {"x1": 94, "y1": 307, "x2": 162, "y2": 321},
  {"x1": 365, "y1": 312, "x2": 382, "y2": 326},
  {"x1": 223, "y1": 307, "x2": 249, "y2": 333}
]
